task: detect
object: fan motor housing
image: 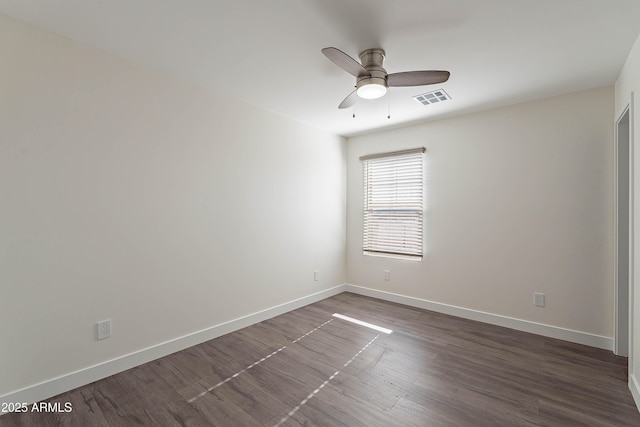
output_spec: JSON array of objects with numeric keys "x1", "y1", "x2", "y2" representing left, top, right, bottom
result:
[
  {"x1": 359, "y1": 48, "x2": 386, "y2": 69},
  {"x1": 357, "y1": 48, "x2": 388, "y2": 89}
]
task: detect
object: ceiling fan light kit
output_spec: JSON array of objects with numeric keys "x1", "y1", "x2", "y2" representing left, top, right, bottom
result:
[
  {"x1": 356, "y1": 79, "x2": 387, "y2": 99},
  {"x1": 322, "y1": 46, "x2": 450, "y2": 110}
]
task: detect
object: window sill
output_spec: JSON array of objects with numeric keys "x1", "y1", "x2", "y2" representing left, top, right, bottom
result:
[{"x1": 363, "y1": 251, "x2": 422, "y2": 261}]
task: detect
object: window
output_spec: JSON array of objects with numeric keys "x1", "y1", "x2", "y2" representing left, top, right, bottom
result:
[{"x1": 361, "y1": 148, "x2": 425, "y2": 260}]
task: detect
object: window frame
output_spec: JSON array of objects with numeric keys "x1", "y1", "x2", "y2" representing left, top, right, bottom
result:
[{"x1": 361, "y1": 147, "x2": 425, "y2": 261}]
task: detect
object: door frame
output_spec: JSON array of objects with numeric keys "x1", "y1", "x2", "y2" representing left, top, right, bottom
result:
[{"x1": 615, "y1": 93, "x2": 634, "y2": 357}]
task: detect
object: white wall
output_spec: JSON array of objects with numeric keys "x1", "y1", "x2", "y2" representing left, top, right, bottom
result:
[
  {"x1": 0, "y1": 13, "x2": 346, "y2": 399},
  {"x1": 347, "y1": 86, "x2": 614, "y2": 340},
  {"x1": 616, "y1": 32, "x2": 640, "y2": 408}
]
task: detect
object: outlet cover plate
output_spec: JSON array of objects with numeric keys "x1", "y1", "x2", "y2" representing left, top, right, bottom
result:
[{"x1": 98, "y1": 319, "x2": 111, "y2": 340}]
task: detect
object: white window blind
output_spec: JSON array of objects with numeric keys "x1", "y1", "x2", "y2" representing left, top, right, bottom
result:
[{"x1": 361, "y1": 148, "x2": 425, "y2": 260}]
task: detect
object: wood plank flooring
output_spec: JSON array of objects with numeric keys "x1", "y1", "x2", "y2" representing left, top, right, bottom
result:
[{"x1": 2, "y1": 292, "x2": 639, "y2": 426}]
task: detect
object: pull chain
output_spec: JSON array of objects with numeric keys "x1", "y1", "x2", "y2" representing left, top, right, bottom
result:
[{"x1": 387, "y1": 93, "x2": 391, "y2": 119}]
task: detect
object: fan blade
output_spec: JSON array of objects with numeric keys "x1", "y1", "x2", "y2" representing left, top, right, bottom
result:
[
  {"x1": 338, "y1": 90, "x2": 359, "y2": 109},
  {"x1": 387, "y1": 70, "x2": 450, "y2": 87},
  {"x1": 322, "y1": 47, "x2": 370, "y2": 78}
]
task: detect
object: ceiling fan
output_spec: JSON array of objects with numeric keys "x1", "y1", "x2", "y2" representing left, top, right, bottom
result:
[{"x1": 322, "y1": 47, "x2": 450, "y2": 109}]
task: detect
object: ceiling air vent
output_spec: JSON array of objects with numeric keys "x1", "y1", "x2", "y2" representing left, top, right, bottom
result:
[{"x1": 413, "y1": 89, "x2": 451, "y2": 106}]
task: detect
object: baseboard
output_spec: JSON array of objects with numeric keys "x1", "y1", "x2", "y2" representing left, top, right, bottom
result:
[
  {"x1": 345, "y1": 284, "x2": 613, "y2": 350},
  {"x1": 0, "y1": 285, "x2": 346, "y2": 409},
  {"x1": 631, "y1": 373, "x2": 640, "y2": 412}
]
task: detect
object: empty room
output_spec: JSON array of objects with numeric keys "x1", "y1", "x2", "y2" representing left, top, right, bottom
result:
[{"x1": 2, "y1": 0, "x2": 640, "y2": 425}]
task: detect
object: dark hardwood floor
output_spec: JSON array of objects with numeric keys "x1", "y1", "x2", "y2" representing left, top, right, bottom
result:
[{"x1": 2, "y1": 292, "x2": 639, "y2": 426}]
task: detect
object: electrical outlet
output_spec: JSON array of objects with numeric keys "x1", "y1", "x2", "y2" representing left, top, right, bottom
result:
[
  {"x1": 533, "y1": 293, "x2": 545, "y2": 307},
  {"x1": 314, "y1": 270, "x2": 319, "y2": 281},
  {"x1": 97, "y1": 319, "x2": 111, "y2": 340},
  {"x1": 384, "y1": 270, "x2": 391, "y2": 281}
]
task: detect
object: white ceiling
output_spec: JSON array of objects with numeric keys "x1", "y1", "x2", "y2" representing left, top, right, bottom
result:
[{"x1": 1, "y1": 0, "x2": 640, "y2": 137}]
